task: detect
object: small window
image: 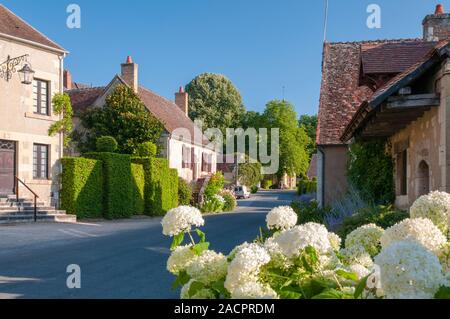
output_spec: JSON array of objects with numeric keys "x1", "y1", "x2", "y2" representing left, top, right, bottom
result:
[
  {"x1": 397, "y1": 150, "x2": 407, "y2": 195},
  {"x1": 33, "y1": 144, "x2": 49, "y2": 179},
  {"x1": 33, "y1": 79, "x2": 49, "y2": 115}
]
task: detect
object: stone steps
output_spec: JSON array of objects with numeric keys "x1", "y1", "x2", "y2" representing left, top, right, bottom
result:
[{"x1": 0, "y1": 197, "x2": 77, "y2": 225}]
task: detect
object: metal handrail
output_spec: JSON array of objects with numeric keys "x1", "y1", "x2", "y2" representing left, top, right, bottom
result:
[{"x1": 15, "y1": 176, "x2": 39, "y2": 222}]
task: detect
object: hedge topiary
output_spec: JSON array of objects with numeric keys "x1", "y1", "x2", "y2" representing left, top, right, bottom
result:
[
  {"x1": 85, "y1": 152, "x2": 133, "y2": 219},
  {"x1": 61, "y1": 157, "x2": 103, "y2": 219},
  {"x1": 132, "y1": 157, "x2": 178, "y2": 216},
  {"x1": 262, "y1": 179, "x2": 273, "y2": 190},
  {"x1": 178, "y1": 178, "x2": 193, "y2": 206},
  {"x1": 204, "y1": 172, "x2": 225, "y2": 199},
  {"x1": 96, "y1": 136, "x2": 118, "y2": 153},
  {"x1": 131, "y1": 163, "x2": 145, "y2": 215},
  {"x1": 135, "y1": 141, "x2": 157, "y2": 158}
]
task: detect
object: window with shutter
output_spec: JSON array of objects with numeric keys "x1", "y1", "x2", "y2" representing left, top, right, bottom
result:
[{"x1": 33, "y1": 80, "x2": 50, "y2": 115}]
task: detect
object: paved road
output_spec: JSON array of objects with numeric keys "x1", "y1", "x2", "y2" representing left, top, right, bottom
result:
[{"x1": 0, "y1": 190, "x2": 297, "y2": 299}]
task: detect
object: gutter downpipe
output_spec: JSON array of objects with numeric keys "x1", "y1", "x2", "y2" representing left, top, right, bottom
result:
[
  {"x1": 317, "y1": 146, "x2": 326, "y2": 208},
  {"x1": 57, "y1": 53, "x2": 66, "y2": 209}
]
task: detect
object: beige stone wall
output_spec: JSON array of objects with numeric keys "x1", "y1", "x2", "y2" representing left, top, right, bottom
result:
[
  {"x1": 0, "y1": 37, "x2": 64, "y2": 204},
  {"x1": 390, "y1": 107, "x2": 444, "y2": 209}
]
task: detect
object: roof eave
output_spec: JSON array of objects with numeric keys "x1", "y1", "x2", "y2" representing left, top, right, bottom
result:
[{"x1": 0, "y1": 32, "x2": 68, "y2": 54}]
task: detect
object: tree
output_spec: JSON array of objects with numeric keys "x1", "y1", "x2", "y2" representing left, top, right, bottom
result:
[
  {"x1": 238, "y1": 161, "x2": 262, "y2": 188},
  {"x1": 299, "y1": 114, "x2": 318, "y2": 157},
  {"x1": 76, "y1": 85, "x2": 164, "y2": 154},
  {"x1": 261, "y1": 100, "x2": 311, "y2": 178},
  {"x1": 186, "y1": 73, "x2": 245, "y2": 134}
]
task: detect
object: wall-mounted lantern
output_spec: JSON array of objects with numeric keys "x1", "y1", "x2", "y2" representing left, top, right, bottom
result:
[{"x1": 0, "y1": 54, "x2": 35, "y2": 85}]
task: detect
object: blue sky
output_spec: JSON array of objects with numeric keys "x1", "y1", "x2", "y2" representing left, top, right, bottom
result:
[{"x1": 1, "y1": 0, "x2": 446, "y2": 116}]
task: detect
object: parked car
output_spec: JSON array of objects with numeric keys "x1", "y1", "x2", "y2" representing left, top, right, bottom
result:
[{"x1": 234, "y1": 186, "x2": 251, "y2": 199}]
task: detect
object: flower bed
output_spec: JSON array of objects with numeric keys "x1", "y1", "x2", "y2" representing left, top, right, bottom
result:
[{"x1": 162, "y1": 192, "x2": 450, "y2": 299}]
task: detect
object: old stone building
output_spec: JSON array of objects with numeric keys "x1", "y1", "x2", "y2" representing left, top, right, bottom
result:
[{"x1": 317, "y1": 4, "x2": 450, "y2": 208}]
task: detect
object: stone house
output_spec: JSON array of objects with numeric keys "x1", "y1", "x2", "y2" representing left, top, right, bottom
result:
[
  {"x1": 0, "y1": 4, "x2": 67, "y2": 205},
  {"x1": 318, "y1": 4, "x2": 450, "y2": 209},
  {"x1": 66, "y1": 57, "x2": 217, "y2": 185}
]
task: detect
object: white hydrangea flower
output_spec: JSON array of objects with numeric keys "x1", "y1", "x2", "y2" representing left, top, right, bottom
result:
[
  {"x1": 273, "y1": 223, "x2": 332, "y2": 257},
  {"x1": 180, "y1": 279, "x2": 216, "y2": 299},
  {"x1": 345, "y1": 224, "x2": 384, "y2": 257},
  {"x1": 266, "y1": 206, "x2": 298, "y2": 230},
  {"x1": 375, "y1": 241, "x2": 444, "y2": 299},
  {"x1": 264, "y1": 238, "x2": 292, "y2": 269},
  {"x1": 339, "y1": 245, "x2": 374, "y2": 268},
  {"x1": 347, "y1": 264, "x2": 371, "y2": 280},
  {"x1": 186, "y1": 250, "x2": 228, "y2": 284},
  {"x1": 214, "y1": 195, "x2": 226, "y2": 205},
  {"x1": 381, "y1": 218, "x2": 446, "y2": 255},
  {"x1": 410, "y1": 191, "x2": 450, "y2": 235},
  {"x1": 167, "y1": 245, "x2": 198, "y2": 275},
  {"x1": 328, "y1": 232, "x2": 342, "y2": 251},
  {"x1": 225, "y1": 244, "x2": 271, "y2": 295},
  {"x1": 161, "y1": 206, "x2": 204, "y2": 237},
  {"x1": 230, "y1": 282, "x2": 278, "y2": 299}
]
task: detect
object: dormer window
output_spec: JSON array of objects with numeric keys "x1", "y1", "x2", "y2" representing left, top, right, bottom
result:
[{"x1": 33, "y1": 79, "x2": 49, "y2": 115}]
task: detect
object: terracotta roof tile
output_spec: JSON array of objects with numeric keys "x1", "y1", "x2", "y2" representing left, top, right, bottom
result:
[
  {"x1": 66, "y1": 87, "x2": 105, "y2": 115},
  {"x1": 0, "y1": 4, "x2": 65, "y2": 52},
  {"x1": 317, "y1": 39, "x2": 437, "y2": 145}
]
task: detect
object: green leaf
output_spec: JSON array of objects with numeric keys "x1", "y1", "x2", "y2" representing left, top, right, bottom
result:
[
  {"x1": 279, "y1": 288, "x2": 302, "y2": 299},
  {"x1": 171, "y1": 271, "x2": 190, "y2": 290},
  {"x1": 195, "y1": 229, "x2": 206, "y2": 243},
  {"x1": 435, "y1": 286, "x2": 450, "y2": 299},
  {"x1": 188, "y1": 281, "x2": 205, "y2": 298},
  {"x1": 171, "y1": 233, "x2": 185, "y2": 251},
  {"x1": 336, "y1": 270, "x2": 359, "y2": 282},
  {"x1": 312, "y1": 289, "x2": 348, "y2": 299},
  {"x1": 192, "y1": 242, "x2": 210, "y2": 256},
  {"x1": 354, "y1": 275, "x2": 370, "y2": 299}
]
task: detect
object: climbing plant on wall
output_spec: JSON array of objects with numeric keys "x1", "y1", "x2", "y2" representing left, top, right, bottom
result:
[{"x1": 347, "y1": 140, "x2": 395, "y2": 205}]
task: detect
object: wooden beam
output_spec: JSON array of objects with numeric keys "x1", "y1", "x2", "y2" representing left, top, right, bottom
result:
[{"x1": 386, "y1": 93, "x2": 440, "y2": 109}]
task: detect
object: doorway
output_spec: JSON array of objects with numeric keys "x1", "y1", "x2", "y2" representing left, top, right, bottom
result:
[
  {"x1": 417, "y1": 160, "x2": 430, "y2": 197},
  {"x1": 0, "y1": 140, "x2": 16, "y2": 195}
]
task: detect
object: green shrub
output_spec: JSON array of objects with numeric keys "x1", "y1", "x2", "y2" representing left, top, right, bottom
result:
[
  {"x1": 135, "y1": 142, "x2": 157, "y2": 158},
  {"x1": 221, "y1": 191, "x2": 237, "y2": 212},
  {"x1": 291, "y1": 200, "x2": 333, "y2": 225},
  {"x1": 131, "y1": 163, "x2": 145, "y2": 215},
  {"x1": 297, "y1": 179, "x2": 318, "y2": 195},
  {"x1": 251, "y1": 186, "x2": 259, "y2": 194},
  {"x1": 262, "y1": 180, "x2": 273, "y2": 190},
  {"x1": 338, "y1": 205, "x2": 409, "y2": 239},
  {"x1": 85, "y1": 152, "x2": 133, "y2": 219},
  {"x1": 204, "y1": 172, "x2": 225, "y2": 198},
  {"x1": 61, "y1": 157, "x2": 103, "y2": 219},
  {"x1": 132, "y1": 157, "x2": 178, "y2": 216},
  {"x1": 201, "y1": 195, "x2": 224, "y2": 214},
  {"x1": 96, "y1": 136, "x2": 118, "y2": 153},
  {"x1": 178, "y1": 178, "x2": 193, "y2": 206}
]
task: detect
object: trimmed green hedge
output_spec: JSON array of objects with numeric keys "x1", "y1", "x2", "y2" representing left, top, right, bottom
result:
[
  {"x1": 85, "y1": 152, "x2": 133, "y2": 219},
  {"x1": 61, "y1": 157, "x2": 103, "y2": 219},
  {"x1": 131, "y1": 163, "x2": 145, "y2": 215},
  {"x1": 297, "y1": 179, "x2": 317, "y2": 195},
  {"x1": 132, "y1": 157, "x2": 178, "y2": 216}
]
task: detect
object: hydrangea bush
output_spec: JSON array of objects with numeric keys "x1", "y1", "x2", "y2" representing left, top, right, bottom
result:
[
  {"x1": 162, "y1": 194, "x2": 450, "y2": 299},
  {"x1": 410, "y1": 191, "x2": 450, "y2": 236}
]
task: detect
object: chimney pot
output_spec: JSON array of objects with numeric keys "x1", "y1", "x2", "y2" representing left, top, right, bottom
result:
[
  {"x1": 63, "y1": 70, "x2": 72, "y2": 90},
  {"x1": 121, "y1": 57, "x2": 138, "y2": 93},
  {"x1": 175, "y1": 86, "x2": 189, "y2": 116},
  {"x1": 436, "y1": 4, "x2": 445, "y2": 15}
]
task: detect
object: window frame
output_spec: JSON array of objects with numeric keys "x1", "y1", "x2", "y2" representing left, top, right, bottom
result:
[
  {"x1": 33, "y1": 144, "x2": 49, "y2": 180},
  {"x1": 33, "y1": 79, "x2": 50, "y2": 116}
]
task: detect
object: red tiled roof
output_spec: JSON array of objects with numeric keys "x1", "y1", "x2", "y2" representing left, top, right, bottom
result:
[
  {"x1": 0, "y1": 4, "x2": 65, "y2": 52},
  {"x1": 67, "y1": 87, "x2": 105, "y2": 114},
  {"x1": 68, "y1": 83, "x2": 209, "y2": 145},
  {"x1": 307, "y1": 154, "x2": 318, "y2": 179},
  {"x1": 317, "y1": 39, "x2": 436, "y2": 145},
  {"x1": 361, "y1": 41, "x2": 437, "y2": 74}
]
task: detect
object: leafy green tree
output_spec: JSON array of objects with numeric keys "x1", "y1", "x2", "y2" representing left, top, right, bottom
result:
[
  {"x1": 261, "y1": 100, "x2": 311, "y2": 178},
  {"x1": 299, "y1": 115, "x2": 318, "y2": 157},
  {"x1": 77, "y1": 85, "x2": 164, "y2": 154},
  {"x1": 238, "y1": 161, "x2": 262, "y2": 188},
  {"x1": 186, "y1": 73, "x2": 245, "y2": 134}
]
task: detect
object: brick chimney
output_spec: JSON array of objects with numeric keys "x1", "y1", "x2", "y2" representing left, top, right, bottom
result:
[
  {"x1": 175, "y1": 86, "x2": 189, "y2": 116},
  {"x1": 423, "y1": 4, "x2": 450, "y2": 41},
  {"x1": 63, "y1": 70, "x2": 72, "y2": 90},
  {"x1": 121, "y1": 56, "x2": 138, "y2": 93}
]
